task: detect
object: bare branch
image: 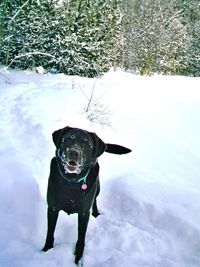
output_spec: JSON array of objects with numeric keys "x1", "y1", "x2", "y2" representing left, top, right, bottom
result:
[
  {"x1": 164, "y1": 9, "x2": 183, "y2": 28},
  {"x1": 85, "y1": 79, "x2": 98, "y2": 112}
]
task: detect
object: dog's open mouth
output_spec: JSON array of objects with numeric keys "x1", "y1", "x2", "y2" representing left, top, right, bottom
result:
[
  {"x1": 68, "y1": 161, "x2": 78, "y2": 172},
  {"x1": 64, "y1": 160, "x2": 81, "y2": 174}
]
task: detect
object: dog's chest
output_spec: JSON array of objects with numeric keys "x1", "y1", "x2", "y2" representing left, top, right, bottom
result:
[
  {"x1": 53, "y1": 173, "x2": 97, "y2": 214},
  {"x1": 55, "y1": 179, "x2": 85, "y2": 211},
  {"x1": 48, "y1": 158, "x2": 99, "y2": 214}
]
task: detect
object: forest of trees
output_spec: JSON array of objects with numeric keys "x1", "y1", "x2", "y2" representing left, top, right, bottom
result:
[{"x1": 0, "y1": 0, "x2": 199, "y2": 77}]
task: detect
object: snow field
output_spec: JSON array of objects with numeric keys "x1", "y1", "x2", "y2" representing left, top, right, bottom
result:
[{"x1": 0, "y1": 69, "x2": 200, "y2": 266}]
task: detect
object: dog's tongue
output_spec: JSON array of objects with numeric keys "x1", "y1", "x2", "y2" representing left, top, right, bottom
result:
[
  {"x1": 68, "y1": 161, "x2": 77, "y2": 172},
  {"x1": 68, "y1": 165, "x2": 76, "y2": 172}
]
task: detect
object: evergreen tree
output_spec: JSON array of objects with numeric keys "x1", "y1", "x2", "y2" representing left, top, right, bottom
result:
[{"x1": 0, "y1": 0, "x2": 121, "y2": 77}]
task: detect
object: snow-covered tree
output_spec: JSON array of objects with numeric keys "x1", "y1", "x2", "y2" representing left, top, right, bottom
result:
[
  {"x1": 2, "y1": 0, "x2": 199, "y2": 76},
  {"x1": 121, "y1": 0, "x2": 188, "y2": 75},
  {"x1": 0, "y1": 0, "x2": 121, "y2": 77},
  {"x1": 176, "y1": 0, "x2": 200, "y2": 76}
]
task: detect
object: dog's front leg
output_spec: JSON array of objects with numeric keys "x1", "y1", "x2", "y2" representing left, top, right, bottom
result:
[
  {"x1": 42, "y1": 207, "x2": 59, "y2": 252},
  {"x1": 74, "y1": 212, "x2": 90, "y2": 265}
]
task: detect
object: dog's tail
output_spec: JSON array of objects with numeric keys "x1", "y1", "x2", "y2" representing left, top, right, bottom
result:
[{"x1": 105, "y1": 143, "x2": 132, "y2": 154}]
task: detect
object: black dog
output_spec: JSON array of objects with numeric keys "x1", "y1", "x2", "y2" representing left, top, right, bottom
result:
[{"x1": 42, "y1": 126, "x2": 131, "y2": 264}]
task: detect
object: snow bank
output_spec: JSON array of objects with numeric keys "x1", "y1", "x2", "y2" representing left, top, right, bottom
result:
[{"x1": 1, "y1": 68, "x2": 200, "y2": 267}]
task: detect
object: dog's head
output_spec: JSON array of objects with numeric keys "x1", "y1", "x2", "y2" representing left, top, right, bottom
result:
[{"x1": 52, "y1": 126, "x2": 106, "y2": 175}]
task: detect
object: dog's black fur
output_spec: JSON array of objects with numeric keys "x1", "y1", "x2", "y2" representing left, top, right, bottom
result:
[{"x1": 42, "y1": 126, "x2": 131, "y2": 264}]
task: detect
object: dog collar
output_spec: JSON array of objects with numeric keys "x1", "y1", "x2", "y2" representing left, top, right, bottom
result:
[
  {"x1": 56, "y1": 155, "x2": 90, "y2": 190},
  {"x1": 64, "y1": 169, "x2": 90, "y2": 190},
  {"x1": 77, "y1": 169, "x2": 90, "y2": 190}
]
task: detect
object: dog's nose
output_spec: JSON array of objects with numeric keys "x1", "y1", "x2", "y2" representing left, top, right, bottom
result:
[{"x1": 68, "y1": 149, "x2": 80, "y2": 159}]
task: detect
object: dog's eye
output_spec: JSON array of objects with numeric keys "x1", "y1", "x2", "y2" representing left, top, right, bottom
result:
[
  {"x1": 82, "y1": 139, "x2": 93, "y2": 148},
  {"x1": 62, "y1": 135, "x2": 75, "y2": 144},
  {"x1": 67, "y1": 135, "x2": 75, "y2": 142},
  {"x1": 68, "y1": 137, "x2": 74, "y2": 143},
  {"x1": 81, "y1": 138, "x2": 89, "y2": 144}
]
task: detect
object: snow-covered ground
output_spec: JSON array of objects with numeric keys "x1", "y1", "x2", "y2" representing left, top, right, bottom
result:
[{"x1": 1, "y1": 68, "x2": 200, "y2": 267}]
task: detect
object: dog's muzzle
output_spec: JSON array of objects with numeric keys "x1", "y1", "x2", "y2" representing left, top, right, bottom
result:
[{"x1": 57, "y1": 148, "x2": 82, "y2": 174}]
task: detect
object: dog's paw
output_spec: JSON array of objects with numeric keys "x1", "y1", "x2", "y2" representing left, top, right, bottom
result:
[
  {"x1": 92, "y1": 210, "x2": 101, "y2": 218},
  {"x1": 42, "y1": 246, "x2": 53, "y2": 252},
  {"x1": 74, "y1": 253, "x2": 84, "y2": 266},
  {"x1": 74, "y1": 241, "x2": 84, "y2": 265},
  {"x1": 42, "y1": 236, "x2": 54, "y2": 252},
  {"x1": 42, "y1": 243, "x2": 54, "y2": 252}
]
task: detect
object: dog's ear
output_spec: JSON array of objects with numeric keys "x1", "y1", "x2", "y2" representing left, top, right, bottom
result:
[
  {"x1": 52, "y1": 126, "x2": 70, "y2": 147},
  {"x1": 90, "y1": 132, "x2": 106, "y2": 158},
  {"x1": 52, "y1": 129, "x2": 62, "y2": 147},
  {"x1": 105, "y1": 143, "x2": 132, "y2": 154}
]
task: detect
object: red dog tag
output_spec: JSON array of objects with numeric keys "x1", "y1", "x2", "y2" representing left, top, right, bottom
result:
[{"x1": 81, "y1": 184, "x2": 87, "y2": 190}]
